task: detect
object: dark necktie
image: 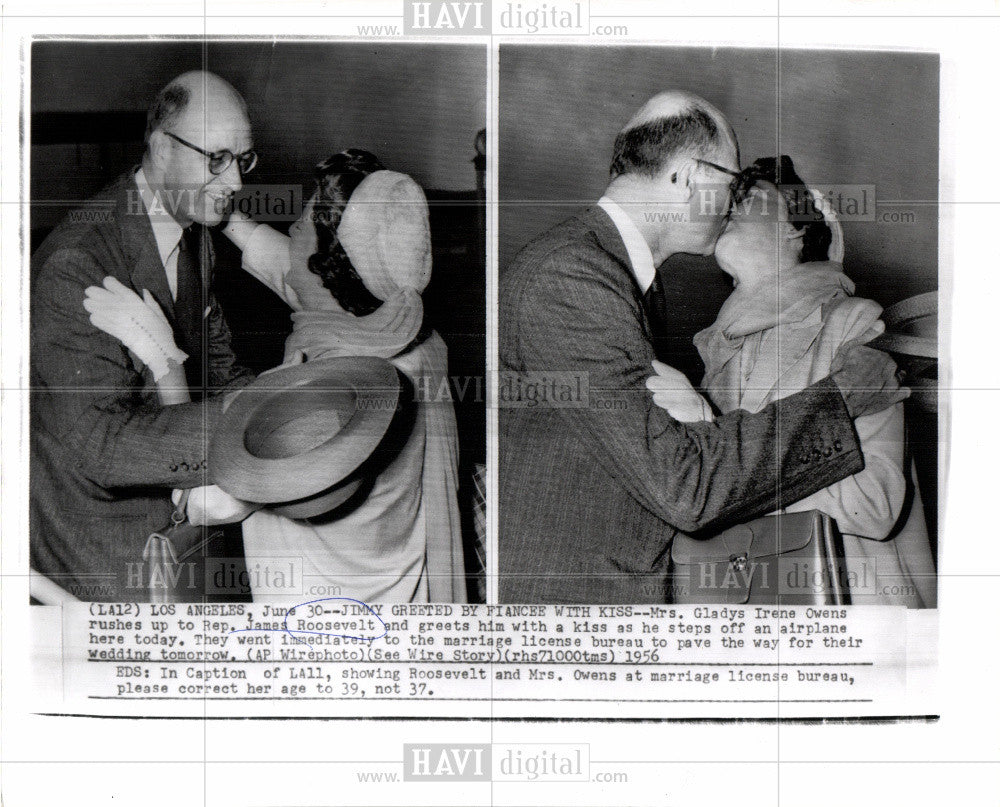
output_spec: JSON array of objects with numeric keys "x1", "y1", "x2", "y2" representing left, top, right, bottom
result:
[
  {"x1": 643, "y1": 271, "x2": 670, "y2": 361},
  {"x1": 174, "y1": 224, "x2": 207, "y2": 394}
]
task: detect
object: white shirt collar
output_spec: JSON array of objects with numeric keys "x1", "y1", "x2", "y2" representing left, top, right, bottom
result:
[
  {"x1": 134, "y1": 167, "x2": 184, "y2": 269},
  {"x1": 597, "y1": 196, "x2": 656, "y2": 294}
]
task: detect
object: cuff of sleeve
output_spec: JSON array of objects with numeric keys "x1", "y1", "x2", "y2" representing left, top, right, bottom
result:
[
  {"x1": 148, "y1": 348, "x2": 188, "y2": 382},
  {"x1": 242, "y1": 223, "x2": 292, "y2": 277}
]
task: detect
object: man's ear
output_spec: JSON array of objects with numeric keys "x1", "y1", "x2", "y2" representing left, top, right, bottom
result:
[
  {"x1": 147, "y1": 130, "x2": 170, "y2": 171},
  {"x1": 672, "y1": 158, "x2": 698, "y2": 199},
  {"x1": 659, "y1": 158, "x2": 697, "y2": 201}
]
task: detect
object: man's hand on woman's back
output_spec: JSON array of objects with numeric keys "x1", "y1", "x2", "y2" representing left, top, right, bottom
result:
[{"x1": 830, "y1": 321, "x2": 910, "y2": 419}]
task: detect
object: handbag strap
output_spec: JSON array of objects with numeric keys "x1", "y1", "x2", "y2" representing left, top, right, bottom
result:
[
  {"x1": 142, "y1": 490, "x2": 227, "y2": 603},
  {"x1": 142, "y1": 491, "x2": 189, "y2": 563},
  {"x1": 167, "y1": 489, "x2": 226, "y2": 563}
]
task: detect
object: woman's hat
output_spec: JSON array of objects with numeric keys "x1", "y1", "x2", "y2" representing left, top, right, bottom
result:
[
  {"x1": 209, "y1": 356, "x2": 401, "y2": 518},
  {"x1": 337, "y1": 170, "x2": 432, "y2": 300}
]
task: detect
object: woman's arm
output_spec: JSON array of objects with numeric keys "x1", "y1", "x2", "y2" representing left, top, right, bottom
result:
[
  {"x1": 153, "y1": 360, "x2": 191, "y2": 405},
  {"x1": 83, "y1": 276, "x2": 266, "y2": 524},
  {"x1": 645, "y1": 360, "x2": 715, "y2": 422},
  {"x1": 221, "y1": 209, "x2": 260, "y2": 252}
]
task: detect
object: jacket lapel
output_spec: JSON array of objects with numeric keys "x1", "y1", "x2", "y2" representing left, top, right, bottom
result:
[
  {"x1": 114, "y1": 171, "x2": 176, "y2": 320},
  {"x1": 581, "y1": 206, "x2": 644, "y2": 296},
  {"x1": 580, "y1": 205, "x2": 670, "y2": 364}
]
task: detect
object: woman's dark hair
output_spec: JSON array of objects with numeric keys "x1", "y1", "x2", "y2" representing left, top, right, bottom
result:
[
  {"x1": 741, "y1": 155, "x2": 833, "y2": 263},
  {"x1": 306, "y1": 148, "x2": 386, "y2": 316}
]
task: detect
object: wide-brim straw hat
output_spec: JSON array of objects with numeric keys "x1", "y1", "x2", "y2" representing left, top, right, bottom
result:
[{"x1": 210, "y1": 356, "x2": 401, "y2": 518}]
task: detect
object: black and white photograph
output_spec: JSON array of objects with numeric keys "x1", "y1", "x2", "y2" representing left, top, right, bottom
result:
[
  {"x1": 28, "y1": 40, "x2": 487, "y2": 604},
  {"x1": 4, "y1": 3, "x2": 999, "y2": 805},
  {"x1": 498, "y1": 45, "x2": 940, "y2": 606}
]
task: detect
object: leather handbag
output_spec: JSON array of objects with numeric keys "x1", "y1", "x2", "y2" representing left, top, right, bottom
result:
[
  {"x1": 141, "y1": 491, "x2": 222, "y2": 603},
  {"x1": 669, "y1": 511, "x2": 849, "y2": 605}
]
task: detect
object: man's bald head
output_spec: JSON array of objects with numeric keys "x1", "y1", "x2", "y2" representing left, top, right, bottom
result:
[
  {"x1": 143, "y1": 71, "x2": 252, "y2": 227},
  {"x1": 145, "y1": 70, "x2": 248, "y2": 145},
  {"x1": 610, "y1": 91, "x2": 738, "y2": 179}
]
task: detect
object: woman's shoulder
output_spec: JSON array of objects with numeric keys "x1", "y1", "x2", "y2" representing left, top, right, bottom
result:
[{"x1": 821, "y1": 295, "x2": 884, "y2": 345}]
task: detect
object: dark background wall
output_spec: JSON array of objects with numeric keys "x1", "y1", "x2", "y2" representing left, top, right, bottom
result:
[
  {"x1": 499, "y1": 45, "x2": 939, "y2": 369},
  {"x1": 32, "y1": 40, "x2": 486, "y2": 195}
]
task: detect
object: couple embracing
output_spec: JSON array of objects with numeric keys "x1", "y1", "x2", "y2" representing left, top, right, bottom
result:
[
  {"x1": 499, "y1": 91, "x2": 934, "y2": 607},
  {"x1": 31, "y1": 71, "x2": 464, "y2": 603}
]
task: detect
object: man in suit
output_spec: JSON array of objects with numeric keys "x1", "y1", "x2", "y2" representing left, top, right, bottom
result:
[
  {"x1": 31, "y1": 71, "x2": 256, "y2": 600},
  {"x1": 499, "y1": 91, "x2": 907, "y2": 603}
]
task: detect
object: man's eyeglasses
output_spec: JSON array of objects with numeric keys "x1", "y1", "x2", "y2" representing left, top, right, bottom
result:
[
  {"x1": 695, "y1": 159, "x2": 760, "y2": 207},
  {"x1": 163, "y1": 131, "x2": 258, "y2": 176}
]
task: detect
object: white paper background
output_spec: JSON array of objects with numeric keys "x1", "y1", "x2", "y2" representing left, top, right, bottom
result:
[{"x1": 3, "y1": 1, "x2": 999, "y2": 805}]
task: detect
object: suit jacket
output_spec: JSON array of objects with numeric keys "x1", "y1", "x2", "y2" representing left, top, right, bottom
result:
[
  {"x1": 30, "y1": 170, "x2": 253, "y2": 600},
  {"x1": 498, "y1": 207, "x2": 865, "y2": 603}
]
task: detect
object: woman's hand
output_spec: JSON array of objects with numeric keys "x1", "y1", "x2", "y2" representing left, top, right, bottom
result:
[
  {"x1": 83, "y1": 277, "x2": 187, "y2": 381},
  {"x1": 645, "y1": 360, "x2": 715, "y2": 423}
]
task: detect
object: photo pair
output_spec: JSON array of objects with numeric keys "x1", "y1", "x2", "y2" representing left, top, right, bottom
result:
[
  {"x1": 26, "y1": 42, "x2": 939, "y2": 613},
  {"x1": 4, "y1": 6, "x2": 989, "y2": 804}
]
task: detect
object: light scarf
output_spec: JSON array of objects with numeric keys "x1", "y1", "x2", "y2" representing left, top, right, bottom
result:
[
  {"x1": 694, "y1": 263, "x2": 856, "y2": 414},
  {"x1": 285, "y1": 289, "x2": 424, "y2": 361},
  {"x1": 702, "y1": 263, "x2": 854, "y2": 340}
]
